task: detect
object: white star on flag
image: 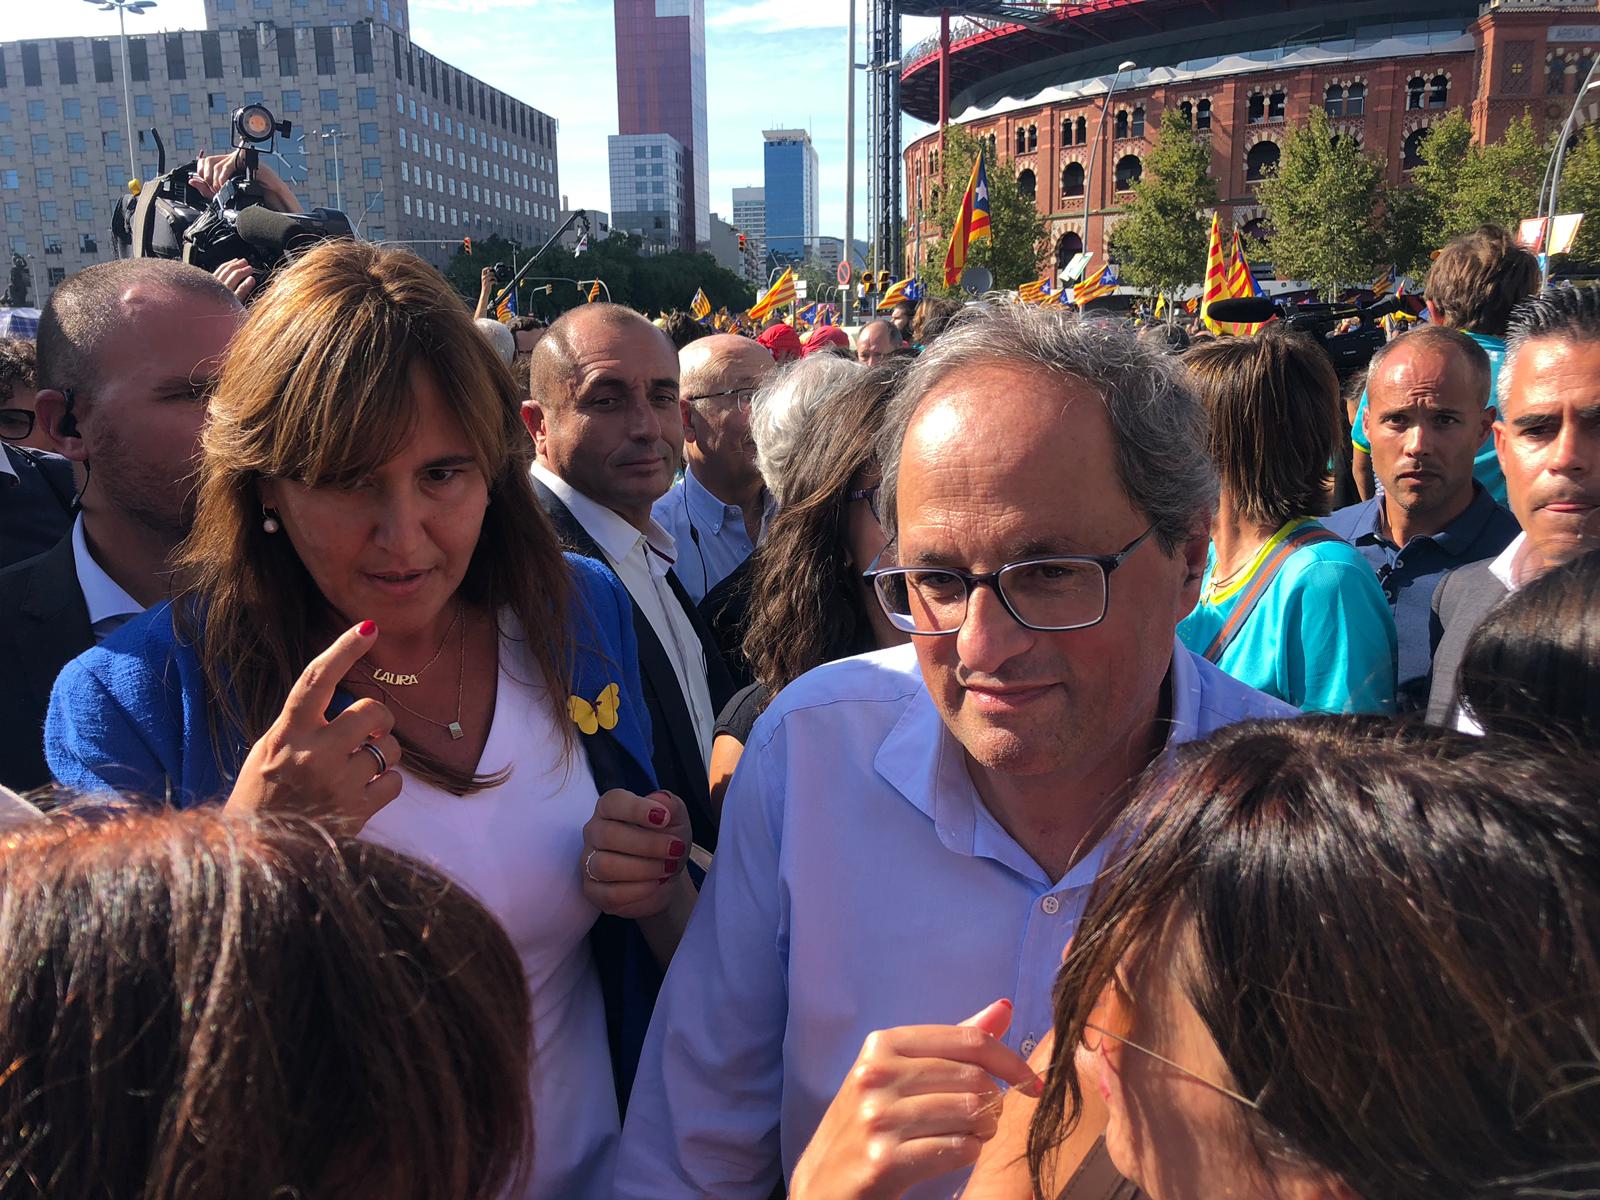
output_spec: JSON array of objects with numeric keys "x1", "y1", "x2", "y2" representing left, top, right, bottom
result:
[{"x1": 975, "y1": 181, "x2": 988, "y2": 204}]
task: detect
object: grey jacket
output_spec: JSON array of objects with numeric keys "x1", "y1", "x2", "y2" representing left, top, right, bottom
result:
[{"x1": 1426, "y1": 559, "x2": 1510, "y2": 725}]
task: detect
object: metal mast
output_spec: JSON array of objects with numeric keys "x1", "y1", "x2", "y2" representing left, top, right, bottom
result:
[{"x1": 867, "y1": 0, "x2": 902, "y2": 277}]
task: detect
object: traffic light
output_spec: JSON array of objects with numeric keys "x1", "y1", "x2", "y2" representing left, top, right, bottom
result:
[
  {"x1": 738, "y1": 232, "x2": 746, "y2": 250},
  {"x1": 462, "y1": 237, "x2": 473, "y2": 255},
  {"x1": 878, "y1": 270, "x2": 893, "y2": 292},
  {"x1": 862, "y1": 272, "x2": 875, "y2": 296}
]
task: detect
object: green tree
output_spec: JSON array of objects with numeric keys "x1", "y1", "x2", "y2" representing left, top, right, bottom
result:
[
  {"x1": 1106, "y1": 107, "x2": 1218, "y2": 312},
  {"x1": 1549, "y1": 124, "x2": 1600, "y2": 272},
  {"x1": 1451, "y1": 112, "x2": 1547, "y2": 236},
  {"x1": 916, "y1": 125, "x2": 1048, "y2": 298},
  {"x1": 1385, "y1": 108, "x2": 1473, "y2": 277},
  {"x1": 1256, "y1": 107, "x2": 1387, "y2": 298}
]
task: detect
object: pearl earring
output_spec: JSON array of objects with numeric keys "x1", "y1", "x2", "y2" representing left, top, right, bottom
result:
[{"x1": 262, "y1": 508, "x2": 281, "y2": 534}]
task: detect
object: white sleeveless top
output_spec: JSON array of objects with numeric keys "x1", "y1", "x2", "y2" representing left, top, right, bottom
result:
[{"x1": 361, "y1": 630, "x2": 617, "y2": 1199}]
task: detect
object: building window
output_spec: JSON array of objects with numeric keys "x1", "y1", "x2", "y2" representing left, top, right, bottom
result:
[
  {"x1": 1178, "y1": 100, "x2": 1193, "y2": 128},
  {"x1": 27, "y1": 100, "x2": 45, "y2": 121},
  {"x1": 48, "y1": 268, "x2": 66, "y2": 287},
  {"x1": 209, "y1": 92, "x2": 228, "y2": 113},
  {"x1": 1407, "y1": 76, "x2": 1426, "y2": 110},
  {"x1": 1403, "y1": 126, "x2": 1430, "y2": 169},
  {"x1": 360, "y1": 122, "x2": 379, "y2": 144},
  {"x1": 358, "y1": 86, "x2": 377, "y2": 109},
  {"x1": 171, "y1": 93, "x2": 191, "y2": 115},
  {"x1": 80, "y1": 233, "x2": 98, "y2": 253},
  {"x1": 74, "y1": 200, "x2": 95, "y2": 222},
  {"x1": 1027, "y1": 124, "x2": 1038, "y2": 151},
  {"x1": 320, "y1": 88, "x2": 339, "y2": 109},
  {"x1": 93, "y1": 40, "x2": 115, "y2": 83},
  {"x1": 1061, "y1": 116, "x2": 1074, "y2": 145},
  {"x1": 1429, "y1": 74, "x2": 1449, "y2": 108},
  {"x1": 44, "y1": 235, "x2": 64, "y2": 256},
  {"x1": 277, "y1": 27, "x2": 297, "y2": 75},
  {"x1": 68, "y1": 132, "x2": 86, "y2": 153},
  {"x1": 102, "y1": 131, "x2": 122, "y2": 153},
  {"x1": 239, "y1": 29, "x2": 260, "y2": 77},
  {"x1": 1017, "y1": 168, "x2": 1036, "y2": 203},
  {"x1": 1246, "y1": 141, "x2": 1280, "y2": 180},
  {"x1": 364, "y1": 190, "x2": 383, "y2": 211},
  {"x1": 1194, "y1": 99, "x2": 1210, "y2": 130},
  {"x1": 1247, "y1": 93, "x2": 1265, "y2": 123},
  {"x1": 283, "y1": 90, "x2": 301, "y2": 111},
  {"x1": 134, "y1": 94, "x2": 154, "y2": 117},
  {"x1": 72, "y1": 168, "x2": 90, "y2": 189},
  {"x1": 1114, "y1": 109, "x2": 1129, "y2": 139},
  {"x1": 1347, "y1": 82, "x2": 1365, "y2": 116},
  {"x1": 212, "y1": 128, "x2": 232, "y2": 152},
  {"x1": 56, "y1": 40, "x2": 78, "y2": 85},
  {"x1": 99, "y1": 95, "x2": 119, "y2": 119},
  {"x1": 31, "y1": 134, "x2": 50, "y2": 156},
  {"x1": 21, "y1": 44, "x2": 41, "y2": 88},
  {"x1": 1115, "y1": 154, "x2": 1142, "y2": 191},
  {"x1": 166, "y1": 32, "x2": 186, "y2": 80},
  {"x1": 403, "y1": 195, "x2": 412, "y2": 215},
  {"x1": 36, "y1": 168, "x2": 53, "y2": 190},
  {"x1": 363, "y1": 156, "x2": 381, "y2": 177},
  {"x1": 1268, "y1": 90, "x2": 1285, "y2": 119},
  {"x1": 129, "y1": 37, "x2": 149, "y2": 81},
  {"x1": 1325, "y1": 84, "x2": 1344, "y2": 116},
  {"x1": 1131, "y1": 105, "x2": 1146, "y2": 137},
  {"x1": 315, "y1": 27, "x2": 336, "y2": 75},
  {"x1": 40, "y1": 202, "x2": 57, "y2": 223},
  {"x1": 175, "y1": 128, "x2": 195, "y2": 150}
]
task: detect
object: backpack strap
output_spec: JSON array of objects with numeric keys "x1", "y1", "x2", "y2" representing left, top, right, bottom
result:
[{"x1": 1202, "y1": 523, "x2": 1342, "y2": 665}]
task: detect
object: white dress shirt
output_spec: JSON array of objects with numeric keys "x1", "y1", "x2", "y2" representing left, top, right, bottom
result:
[
  {"x1": 1457, "y1": 531, "x2": 1527, "y2": 734},
  {"x1": 651, "y1": 466, "x2": 776, "y2": 604},
  {"x1": 614, "y1": 642, "x2": 1294, "y2": 1200},
  {"x1": 533, "y1": 462, "x2": 715, "y2": 766},
  {"x1": 71, "y1": 514, "x2": 144, "y2": 643}
]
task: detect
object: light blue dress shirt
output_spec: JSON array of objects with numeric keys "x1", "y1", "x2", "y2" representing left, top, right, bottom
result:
[
  {"x1": 613, "y1": 642, "x2": 1294, "y2": 1200},
  {"x1": 651, "y1": 466, "x2": 775, "y2": 604}
]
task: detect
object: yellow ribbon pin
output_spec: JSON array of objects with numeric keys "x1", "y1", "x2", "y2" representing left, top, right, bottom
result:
[{"x1": 569, "y1": 682, "x2": 621, "y2": 735}]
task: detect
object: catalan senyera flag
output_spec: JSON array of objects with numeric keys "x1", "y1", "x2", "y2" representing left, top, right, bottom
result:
[
  {"x1": 585, "y1": 280, "x2": 602, "y2": 303},
  {"x1": 689, "y1": 288, "x2": 713, "y2": 323},
  {"x1": 1227, "y1": 227, "x2": 1269, "y2": 335},
  {"x1": 1017, "y1": 277, "x2": 1047, "y2": 304},
  {"x1": 1201, "y1": 214, "x2": 1267, "y2": 336},
  {"x1": 747, "y1": 267, "x2": 796, "y2": 323},
  {"x1": 942, "y1": 152, "x2": 992, "y2": 286},
  {"x1": 877, "y1": 278, "x2": 913, "y2": 311},
  {"x1": 1073, "y1": 264, "x2": 1117, "y2": 307}
]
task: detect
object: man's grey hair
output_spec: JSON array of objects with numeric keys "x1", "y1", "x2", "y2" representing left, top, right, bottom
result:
[
  {"x1": 858, "y1": 317, "x2": 903, "y2": 348},
  {"x1": 878, "y1": 303, "x2": 1217, "y2": 553},
  {"x1": 473, "y1": 317, "x2": 515, "y2": 367},
  {"x1": 1497, "y1": 284, "x2": 1600, "y2": 402},
  {"x1": 750, "y1": 353, "x2": 866, "y2": 506},
  {"x1": 1366, "y1": 324, "x2": 1491, "y2": 408}
]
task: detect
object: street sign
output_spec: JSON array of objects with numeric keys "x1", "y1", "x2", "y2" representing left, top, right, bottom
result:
[
  {"x1": 794, "y1": 279, "x2": 809, "y2": 299},
  {"x1": 837, "y1": 261, "x2": 852, "y2": 286}
]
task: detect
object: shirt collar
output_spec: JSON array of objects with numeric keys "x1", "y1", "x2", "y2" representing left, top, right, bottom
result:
[
  {"x1": 1427, "y1": 482, "x2": 1501, "y2": 556},
  {"x1": 533, "y1": 461, "x2": 679, "y2": 571},
  {"x1": 1490, "y1": 531, "x2": 1528, "y2": 593},
  {"x1": 72, "y1": 513, "x2": 143, "y2": 628},
  {"x1": 0, "y1": 445, "x2": 19, "y2": 487},
  {"x1": 683, "y1": 465, "x2": 775, "y2": 539},
  {"x1": 1342, "y1": 496, "x2": 1385, "y2": 546}
]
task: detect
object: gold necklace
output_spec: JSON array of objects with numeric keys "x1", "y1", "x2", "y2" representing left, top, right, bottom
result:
[
  {"x1": 371, "y1": 610, "x2": 468, "y2": 740},
  {"x1": 362, "y1": 603, "x2": 460, "y2": 687}
]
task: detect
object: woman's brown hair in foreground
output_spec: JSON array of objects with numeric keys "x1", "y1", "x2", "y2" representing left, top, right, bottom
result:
[{"x1": 0, "y1": 805, "x2": 532, "y2": 1199}]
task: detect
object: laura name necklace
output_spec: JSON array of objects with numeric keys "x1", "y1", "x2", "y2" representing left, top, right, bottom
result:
[
  {"x1": 363, "y1": 603, "x2": 460, "y2": 687},
  {"x1": 370, "y1": 610, "x2": 468, "y2": 741}
]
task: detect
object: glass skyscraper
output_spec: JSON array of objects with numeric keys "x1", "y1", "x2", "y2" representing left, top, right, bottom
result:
[{"x1": 762, "y1": 128, "x2": 817, "y2": 268}]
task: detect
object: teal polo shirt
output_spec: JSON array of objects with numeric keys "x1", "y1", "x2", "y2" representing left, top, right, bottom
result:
[
  {"x1": 1351, "y1": 330, "x2": 1506, "y2": 504},
  {"x1": 1177, "y1": 519, "x2": 1398, "y2": 714}
]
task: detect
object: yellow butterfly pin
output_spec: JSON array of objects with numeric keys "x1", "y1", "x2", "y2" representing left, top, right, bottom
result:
[{"x1": 569, "y1": 682, "x2": 621, "y2": 735}]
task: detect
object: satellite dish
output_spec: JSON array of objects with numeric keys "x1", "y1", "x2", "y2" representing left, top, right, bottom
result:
[{"x1": 959, "y1": 265, "x2": 992, "y2": 296}]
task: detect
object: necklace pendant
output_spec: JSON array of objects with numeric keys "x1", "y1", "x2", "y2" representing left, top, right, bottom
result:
[
  {"x1": 448, "y1": 721, "x2": 464, "y2": 740},
  {"x1": 372, "y1": 668, "x2": 420, "y2": 687}
]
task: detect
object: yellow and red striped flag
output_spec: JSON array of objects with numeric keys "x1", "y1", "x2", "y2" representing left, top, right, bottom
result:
[
  {"x1": 1201, "y1": 214, "x2": 1267, "y2": 336},
  {"x1": 1073, "y1": 264, "x2": 1117, "y2": 307},
  {"x1": 586, "y1": 280, "x2": 602, "y2": 303},
  {"x1": 876, "y1": 277, "x2": 913, "y2": 310},
  {"x1": 1017, "y1": 277, "x2": 1047, "y2": 304},
  {"x1": 942, "y1": 152, "x2": 992, "y2": 286},
  {"x1": 747, "y1": 267, "x2": 795, "y2": 323}
]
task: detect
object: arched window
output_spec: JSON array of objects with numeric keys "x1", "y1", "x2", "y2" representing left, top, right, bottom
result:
[
  {"x1": 1017, "y1": 167, "x2": 1036, "y2": 204},
  {"x1": 1346, "y1": 81, "x2": 1365, "y2": 116},
  {"x1": 1246, "y1": 141, "x2": 1280, "y2": 181},
  {"x1": 1178, "y1": 100, "x2": 1193, "y2": 127},
  {"x1": 1196, "y1": 99, "x2": 1211, "y2": 130},
  {"x1": 1429, "y1": 74, "x2": 1449, "y2": 107},
  {"x1": 1548, "y1": 59, "x2": 1567, "y2": 95},
  {"x1": 1027, "y1": 124, "x2": 1038, "y2": 151},
  {"x1": 987, "y1": 133, "x2": 997, "y2": 159},
  {"x1": 1325, "y1": 84, "x2": 1345, "y2": 116},
  {"x1": 1062, "y1": 116, "x2": 1073, "y2": 145},
  {"x1": 1407, "y1": 76, "x2": 1426, "y2": 110},
  {"x1": 1114, "y1": 154, "x2": 1142, "y2": 191},
  {"x1": 1268, "y1": 90, "x2": 1286, "y2": 119},
  {"x1": 1016, "y1": 127, "x2": 1027, "y2": 155},
  {"x1": 1114, "y1": 109, "x2": 1129, "y2": 139},
  {"x1": 1240, "y1": 217, "x2": 1269, "y2": 242},
  {"x1": 1247, "y1": 93, "x2": 1265, "y2": 124},
  {"x1": 1579, "y1": 53, "x2": 1595, "y2": 89},
  {"x1": 1061, "y1": 161, "x2": 1084, "y2": 197},
  {"x1": 1054, "y1": 230, "x2": 1083, "y2": 270},
  {"x1": 1402, "y1": 126, "x2": 1430, "y2": 170},
  {"x1": 1075, "y1": 116, "x2": 1087, "y2": 142},
  {"x1": 1131, "y1": 105, "x2": 1145, "y2": 137}
]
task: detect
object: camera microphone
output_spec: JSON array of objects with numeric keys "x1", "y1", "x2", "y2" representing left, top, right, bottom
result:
[
  {"x1": 1205, "y1": 297, "x2": 1280, "y2": 324},
  {"x1": 235, "y1": 205, "x2": 356, "y2": 257}
]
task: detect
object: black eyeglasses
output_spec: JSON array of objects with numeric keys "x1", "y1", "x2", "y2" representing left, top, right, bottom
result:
[
  {"x1": 864, "y1": 525, "x2": 1157, "y2": 635},
  {"x1": 685, "y1": 386, "x2": 758, "y2": 412},
  {"x1": 846, "y1": 483, "x2": 882, "y2": 522},
  {"x1": 0, "y1": 408, "x2": 35, "y2": 442}
]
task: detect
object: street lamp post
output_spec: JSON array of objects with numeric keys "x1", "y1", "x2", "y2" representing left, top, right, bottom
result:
[
  {"x1": 317, "y1": 126, "x2": 346, "y2": 212},
  {"x1": 1080, "y1": 60, "x2": 1136, "y2": 275},
  {"x1": 86, "y1": 0, "x2": 156, "y2": 185},
  {"x1": 1539, "y1": 56, "x2": 1600, "y2": 281}
]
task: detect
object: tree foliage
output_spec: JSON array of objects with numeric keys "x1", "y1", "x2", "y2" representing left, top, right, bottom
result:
[
  {"x1": 442, "y1": 231, "x2": 754, "y2": 319},
  {"x1": 1549, "y1": 124, "x2": 1600, "y2": 271},
  {"x1": 916, "y1": 124, "x2": 1049, "y2": 298},
  {"x1": 1106, "y1": 107, "x2": 1218, "y2": 301},
  {"x1": 1256, "y1": 107, "x2": 1387, "y2": 298}
]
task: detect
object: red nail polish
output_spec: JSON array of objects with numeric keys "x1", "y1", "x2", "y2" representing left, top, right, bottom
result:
[
  {"x1": 668, "y1": 839, "x2": 685, "y2": 857},
  {"x1": 648, "y1": 807, "x2": 668, "y2": 826},
  {"x1": 358, "y1": 620, "x2": 378, "y2": 637},
  {"x1": 658, "y1": 874, "x2": 673, "y2": 884}
]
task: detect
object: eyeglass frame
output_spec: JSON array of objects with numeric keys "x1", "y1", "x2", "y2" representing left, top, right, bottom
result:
[
  {"x1": 683, "y1": 386, "x2": 758, "y2": 412},
  {"x1": 863, "y1": 524, "x2": 1158, "y2": 636},
  {"x1": 846, "y1": 483, "x2": 882, "y2": 522},
  {"x1": 0, "y1": 407, "x2": 36, "y2": 441},
  {"x1": 1082, "y1": 1021, "x2": 1262, "y2": 1111}
]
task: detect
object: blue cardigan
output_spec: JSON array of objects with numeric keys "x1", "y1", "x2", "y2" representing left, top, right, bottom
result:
[{"x1": 46, "y1": 552, "x2": 657, "y2": 804}]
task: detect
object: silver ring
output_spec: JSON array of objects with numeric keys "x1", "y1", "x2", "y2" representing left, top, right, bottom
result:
[
  {"x1": 583, "y1": 850, "x2": 601, "y2": 883},
  {"x1": 359, "y1": 740, "x2": 388, "y2": 778}
]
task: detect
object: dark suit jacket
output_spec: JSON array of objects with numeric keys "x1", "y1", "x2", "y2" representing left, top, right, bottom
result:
[
  {"x1": 699, "y1": 555, "x2": 755, "y2": 694},
  {"x1": 1426, "y1": 558, "x2": 1511, "y2": 725},
  {"x1": 0, "y1": 534, "x2": 92, "y2": 791},
  {"x1": 534, "y1": 477, "x2": 736, "y2": 850},
  {"x1": 0, "y1": 446, "x2": 75, "y2": 570}
]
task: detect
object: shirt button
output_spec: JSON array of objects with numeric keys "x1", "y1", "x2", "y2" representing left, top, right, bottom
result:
[
  {"x1": 1041, "y1": 894, "x2": 1061, "y2": 915},
  {"x1": 1020, "y1": 1036, "x2": 1038, "y2": 1056}
]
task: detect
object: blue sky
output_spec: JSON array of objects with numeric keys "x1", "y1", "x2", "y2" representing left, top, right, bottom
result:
[{"x1": 12, "y1": 0, "x2": 939, "y2": 241}]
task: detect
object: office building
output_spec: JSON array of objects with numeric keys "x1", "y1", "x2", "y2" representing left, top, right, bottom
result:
[
  {"x1": 731, "y1": 184, "x2": 764, "y2": 267},
  {"x1": 762, "y1": 128, "x2": 817, "y2": 267},
  {"x1": 612, "y1": 0, "x2": 707, "y2": 250},
  {"x1": 0, "y1": 0, "x2": 561, "y2": 299},
  {"x1": 708, "y1": 211, "x2": 758, "y2": 284},
  {"x1": 608, "y1": 132, "x2": 685, "y2": 252},
  {"x1": 557, "y1": 205, "x2": 611, "y2": 248}
]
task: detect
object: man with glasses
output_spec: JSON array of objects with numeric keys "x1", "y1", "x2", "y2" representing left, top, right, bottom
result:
[
  {"x1": 616, "y1": 305, "x2": 1290, "y2": 1199},
  {"x1": 0, "y1": 335, "x2": 79, "y2": 571},
  {"x1": 0, "y1": 261, "x2": 243, "y2": 791},
  {"x1": 652, "y1": 334, "x2": 777, "y2": 604}
]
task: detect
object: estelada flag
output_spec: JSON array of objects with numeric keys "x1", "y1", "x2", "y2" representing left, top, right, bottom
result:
[
  {"x1": 876, "y1": 278, "x2": 913, "y2": 310},
  {"x1": 689, "y1": 288, "x2": 713, "y2": 322},
  {"x1": 495, "y1": 289, "x2": 516, "y2": 322},
  {"x1": 1073, "y1": 264, "x2": 1117, "y2": 307},
  {"x1": 942, "y1": 152, "x2": 992, "y2": 286}
]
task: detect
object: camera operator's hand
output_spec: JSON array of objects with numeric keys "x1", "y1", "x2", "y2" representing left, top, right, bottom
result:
[
  {"x1": 474, "y1": 266, "x2": 495, "y2": 320},
  {"x1": 189, "y1": 149, "x2": 302, "y2": 214},
  {"x1": 213, "y1": 257, "x2": 259, "y2": 302}
]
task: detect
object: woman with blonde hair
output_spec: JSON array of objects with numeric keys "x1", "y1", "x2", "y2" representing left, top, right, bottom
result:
[{"x1": 44, "y1": 240, "x2": 688, "y2": 1199}]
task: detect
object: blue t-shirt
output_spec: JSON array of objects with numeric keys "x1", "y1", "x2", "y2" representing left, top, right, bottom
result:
[
  {"x1": 1177, "y1": 520, "x2": 1398, "y2": 714},
  {"x1": 1351, "y1": 330, "x2": 1506, "y2": 504}
]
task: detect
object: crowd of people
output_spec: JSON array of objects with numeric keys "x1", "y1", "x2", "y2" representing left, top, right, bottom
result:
[{"x1": 0, "y1": 203, "x2": 1596, "y2": 1200}]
